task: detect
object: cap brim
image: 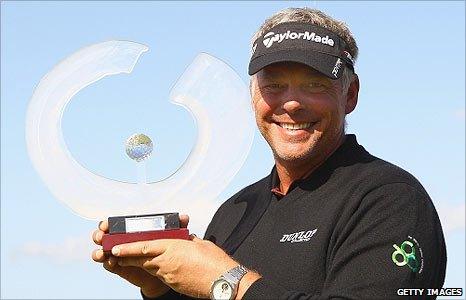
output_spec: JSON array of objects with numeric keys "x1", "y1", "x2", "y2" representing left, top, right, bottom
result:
[{"x1": 248, "y1": 49, "x2": 343, "y2": 79}]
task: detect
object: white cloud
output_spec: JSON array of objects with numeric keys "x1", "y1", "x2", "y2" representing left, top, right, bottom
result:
[
  {"x1": 11, "y1": 235, "x2": 94, "y2": 264},
  {"x1": 437, "y1": 203, "x2": 465, "y2": 233}
]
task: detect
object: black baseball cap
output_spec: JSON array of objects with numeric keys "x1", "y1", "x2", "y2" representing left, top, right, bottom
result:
[{"x1": 248, "y1": 22, "x2": 355, "y2": 79}]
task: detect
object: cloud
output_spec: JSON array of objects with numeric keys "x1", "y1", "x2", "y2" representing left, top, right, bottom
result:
[
  {"x1": 11, "y1": 235, "x2": 94, "y2": 264},
  {"x1": 436, "y1": 203, "x2": 465, "y2": 233}
]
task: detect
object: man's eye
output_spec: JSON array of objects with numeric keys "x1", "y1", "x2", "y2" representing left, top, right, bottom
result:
[
  {"x1": 261, "y1": 83, "x2": 284, "y2": 91},
  {"x1": 308, "y1": 82, "x2": 324, "y2": 88},
  {"x1": 303, "y1": 82, "x2": 327, "y2": 92}
]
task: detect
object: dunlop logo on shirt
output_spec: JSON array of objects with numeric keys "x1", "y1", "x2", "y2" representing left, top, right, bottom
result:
[{"x1": 280, "y1": 228, "x2": 317, "y2": 243}]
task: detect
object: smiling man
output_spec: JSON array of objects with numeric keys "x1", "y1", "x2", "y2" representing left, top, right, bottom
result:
[
  {"x1": 92, "y1": 7, "x2": 446, "y2": 300},
  {"x1": 251, "y1": 62, "x2": 356, "y2": 195}
]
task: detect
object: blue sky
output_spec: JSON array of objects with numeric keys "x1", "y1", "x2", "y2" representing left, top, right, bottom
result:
[{"x1": 1, "y1": 1, "x2": 464, "y2": 299}]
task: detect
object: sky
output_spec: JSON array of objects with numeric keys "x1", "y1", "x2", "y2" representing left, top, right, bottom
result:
[{"x1": 1, "y1": 1, "x2": 465, "y2": 299}]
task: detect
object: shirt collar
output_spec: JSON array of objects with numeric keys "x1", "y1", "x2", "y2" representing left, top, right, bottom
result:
[{"x1": 270, "y1": 134, "x2": 363, "y2": 198}]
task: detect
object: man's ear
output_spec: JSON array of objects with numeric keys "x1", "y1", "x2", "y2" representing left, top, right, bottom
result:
[{"x1": 345, "y1": 74, "x2": 359, "y2": 114}]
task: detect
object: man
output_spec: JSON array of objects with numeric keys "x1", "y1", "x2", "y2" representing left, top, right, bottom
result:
[{"x1": 92, "y1": 7, "x2": 446, "y2": 299}]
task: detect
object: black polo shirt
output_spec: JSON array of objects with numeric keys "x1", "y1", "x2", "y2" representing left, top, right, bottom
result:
[
  {"x1": 204, "y1": 134, "x2": 446, "y2": 299},
  {"x1": 145, "y1": 134, "x2": 446, "y2": 299}
]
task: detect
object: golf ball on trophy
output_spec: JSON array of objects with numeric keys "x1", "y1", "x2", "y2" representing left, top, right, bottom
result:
[{"x1": 125, "y1": 133, "x2": 153, "y2": 162}]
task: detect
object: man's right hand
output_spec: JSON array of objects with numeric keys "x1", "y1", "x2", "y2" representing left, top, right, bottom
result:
[{"x1": 91, "y1": 215, "x2": 190, "y2": 298}]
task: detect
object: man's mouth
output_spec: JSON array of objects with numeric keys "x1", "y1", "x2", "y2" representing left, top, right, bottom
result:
[{"x1": 277, "y1": 122, "x2": 315, "y2": 130}]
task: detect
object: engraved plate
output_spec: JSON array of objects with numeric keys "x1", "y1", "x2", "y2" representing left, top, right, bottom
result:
[{"x1": 125, "y1": 216, "x2": 165, "y2": 233}]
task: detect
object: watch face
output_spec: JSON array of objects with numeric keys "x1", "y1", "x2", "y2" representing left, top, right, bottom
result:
[{"x1": 212, "y1": 279, "x2": 233, "y2": 300}]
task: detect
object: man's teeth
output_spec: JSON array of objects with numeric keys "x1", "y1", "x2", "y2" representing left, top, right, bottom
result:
[{"x1": 279, "y1": 122, "x2": 312, "y2": 130}]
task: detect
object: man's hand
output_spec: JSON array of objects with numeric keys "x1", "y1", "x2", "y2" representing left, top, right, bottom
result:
[
  {"x1": 91, "y1": 215, "x2": 189, "y2": 298},
  {"x1": 111, "y1": 237, "x2": 245, "y2": 298}
]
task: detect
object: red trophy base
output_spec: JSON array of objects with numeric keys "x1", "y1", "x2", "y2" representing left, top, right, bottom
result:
[{"x1": 102, "y1": 228, "x2": 190, "y2": 253}]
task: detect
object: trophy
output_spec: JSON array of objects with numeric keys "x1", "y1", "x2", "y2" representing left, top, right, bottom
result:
[
  {"x1": 25, "y1": 41, "x2": 254, "y2": 253},
  {"x1": 101, "y1": 133, "x2": 190, "y2": 252}
]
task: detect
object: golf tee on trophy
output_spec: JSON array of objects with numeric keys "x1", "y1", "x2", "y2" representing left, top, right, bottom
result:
[
  {"x1": 101, "y1": 133, "x2": 190, "y2": 253},
  {"x1": 125, "y1": 133, "x2": 153, "y2": 184}
]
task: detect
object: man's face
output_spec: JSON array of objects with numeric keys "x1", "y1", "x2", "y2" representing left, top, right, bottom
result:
[{"x1": 251, "y1": 62, "x2": 357, "y2": 166}]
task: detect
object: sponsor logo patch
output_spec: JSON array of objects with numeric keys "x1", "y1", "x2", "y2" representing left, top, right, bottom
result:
[
  {"x1": 332, "y1": 58, "x2": 342, "y2": 78},
  {"x1": 280, "y1": 228, "x2": 317, "y2": 243},
  {"x1": 391, "y1": 235, "x2": 424, "y2": 274},
  {"x1": 251, "y1": 43, "x2": 257, "y2": 55},
  {"x1": 262, "y1": 30, "x2": 334, "y2": 48}
]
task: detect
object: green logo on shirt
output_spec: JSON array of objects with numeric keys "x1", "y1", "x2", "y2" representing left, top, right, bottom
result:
[{"x1": 392, "y1": 237, "x2": 423, "y2": 273}]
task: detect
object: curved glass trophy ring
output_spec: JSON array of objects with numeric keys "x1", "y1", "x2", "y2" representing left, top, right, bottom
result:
[{"x1": 26, "y1": 40, "x2": 254, "y2": 220}]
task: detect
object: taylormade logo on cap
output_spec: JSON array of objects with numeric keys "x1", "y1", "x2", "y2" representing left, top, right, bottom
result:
[
  {"x1": 263, "y1": 30, "x2": 335, "y2": 48},
  {"x1": 332, "y1": 58, "x2": 342, "y2": 78}
]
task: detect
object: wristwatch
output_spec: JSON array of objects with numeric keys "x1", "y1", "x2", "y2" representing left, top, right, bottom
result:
[{"x1": 210, "y1": 265, "x2": 248, "y2": 300}]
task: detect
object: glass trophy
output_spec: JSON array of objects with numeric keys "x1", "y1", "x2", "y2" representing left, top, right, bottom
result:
[{"x1": 25, "y1": 40, "x2": 254, "y2": 253}]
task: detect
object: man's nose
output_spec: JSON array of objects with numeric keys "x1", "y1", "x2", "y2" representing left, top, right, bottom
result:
[
  {"x1": 281, "y1": 88, "x2": 304, "y2": 113},
  {"x1": 282, "y1": 100, "x2": 303, "y2": 113}
]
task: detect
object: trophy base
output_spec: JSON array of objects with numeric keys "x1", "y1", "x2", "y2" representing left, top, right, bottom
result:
[{"x1": 102, "y1": 228, "x2": 190, "y2": 253}]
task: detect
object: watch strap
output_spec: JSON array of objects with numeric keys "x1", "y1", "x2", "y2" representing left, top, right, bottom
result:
[
  {"x1": 222, "y1": 265, "x2": 248, "y2": 283},
  {"x1": 211, "y1": 265, "x2": 248, "y2": 300}
]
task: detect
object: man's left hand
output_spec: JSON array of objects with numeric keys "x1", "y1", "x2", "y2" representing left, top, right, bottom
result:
[{"x1": 111, "y1": 236, "x2": 239, "y2": 298}]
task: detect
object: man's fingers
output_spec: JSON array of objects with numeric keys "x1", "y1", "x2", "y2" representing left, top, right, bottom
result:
[
  {"x1": 92, "y1": 249, "x2": 107, "y2": 262},
  {"x1": 99, "y1": 220, "x2": 108, "y2": 232},
  {"x1": 92, "y1": 229, "x2": 104, "y2": 245},
  {"x1": 117, "y1": 257, "x2": 158, "y2": 269},
  {"x1": 112, "y1": 240, "x2": 170, "y2": 257},
  {"x1": 191, "y1": 235, "x2": 203, "y2": 243},
  {"x1": 179, "y1": 214, "x2": 189, "y2": 228},
  {"x1": 102, "y1": 256, "x2": 119, "y2": 273}
]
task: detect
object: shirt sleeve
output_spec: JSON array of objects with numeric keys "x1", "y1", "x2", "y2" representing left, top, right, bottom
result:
[{"x1": 243, "y1": 183, "x2": 447, "y2": 299}]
